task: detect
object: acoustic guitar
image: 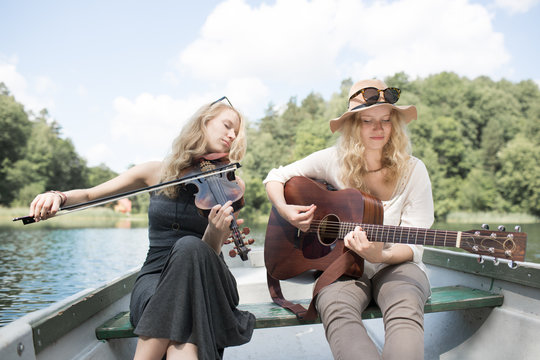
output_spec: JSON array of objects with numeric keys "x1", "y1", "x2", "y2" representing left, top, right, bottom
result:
[{"x1": 264, "y1": 176, "x2": 528, "y2": 282}]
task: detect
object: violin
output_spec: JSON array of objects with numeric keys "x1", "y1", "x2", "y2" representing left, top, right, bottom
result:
[{"x1": 185, "y1": 155, "x2": 253, "y2": 261}]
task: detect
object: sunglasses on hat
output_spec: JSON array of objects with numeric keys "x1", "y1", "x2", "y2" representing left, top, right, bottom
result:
[{"x1": 348, "y1": 87, "x2": 401, "y2": 107}]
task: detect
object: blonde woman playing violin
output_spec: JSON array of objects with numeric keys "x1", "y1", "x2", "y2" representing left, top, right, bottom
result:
[{"x1": 29, "y1": 97, "x2": 255, "y2": 360}]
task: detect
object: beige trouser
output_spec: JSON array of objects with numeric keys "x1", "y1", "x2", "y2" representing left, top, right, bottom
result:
[{"x1": 315, "y1": 263, "x2": 430, "y2": 360}]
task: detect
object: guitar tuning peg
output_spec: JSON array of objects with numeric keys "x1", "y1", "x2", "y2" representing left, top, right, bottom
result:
[
  {"x1": 481, "y1": 224, "x2": 490, "y2": 230},
  {"x1": 242, "y1": 227, "x2": 250, "y2": 235},
  {"x1": 497, "y1": 225, "x2": 505, "y2": 231},
  {"x1": 229, "y1": 249, "x2": 237, "y2": 258},
  {"x1": 247, "y1": 238, "x2": 255, "y2": 245},
  {"x1": 514, "y1": 225, "x2": 521, "y2": 232},
  {"x1": 224, "y1": 239, "x2": 232, "y2": 245}
]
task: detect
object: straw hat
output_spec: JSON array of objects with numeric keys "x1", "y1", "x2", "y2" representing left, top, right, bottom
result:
[{"x1": 329, "y1": 79, "x2": 417, "y2": 133}]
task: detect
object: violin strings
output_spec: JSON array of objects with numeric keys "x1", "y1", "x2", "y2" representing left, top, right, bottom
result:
[{"x1": 206, "y1": 166, "x2": 244, "y2": 250}]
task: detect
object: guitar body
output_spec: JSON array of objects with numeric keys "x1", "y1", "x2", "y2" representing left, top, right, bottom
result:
[{"x1": 264, "y1": 176, "x2": 384, "y2": 280}]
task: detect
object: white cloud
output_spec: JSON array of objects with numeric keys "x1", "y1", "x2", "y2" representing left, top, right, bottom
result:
[
  {"x1": 177, "y1": 0, "x2": 511, "y2": 86},
  {"x1": 107, "y1": 80, "x2": 269, "y2": 165},
  {"x1": 494, "y1": 0, "x2": 540, "y2": 14},
  {"x1": 85, "y1": 143, "x2": 114, "y2": 166},
  {"x1": 108, "y1": 93, "x2": 214, "y2": 166},
  {"x1": 111, "y1": 93, "x2": 196, "y2": 147},
  {"x1": 0, "y1": 56, "x2": 56, "y2": 113},
  {"x1": 346, "y1": 0, "x2": 510, "y2": 80},
  {"x1": 178, "y1": 0, "x2": 343, "y2": 84},
  {"x1": 224, "y1": 77, "x2": 269, "y2": 120}
]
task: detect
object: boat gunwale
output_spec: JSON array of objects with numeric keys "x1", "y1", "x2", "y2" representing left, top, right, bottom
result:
[
  {"x1": 29, "y1": 267, "x2": 140, "y2": 354},
  {"x1": 423, "y1": 247, "x2": 540, "y2": 289}
]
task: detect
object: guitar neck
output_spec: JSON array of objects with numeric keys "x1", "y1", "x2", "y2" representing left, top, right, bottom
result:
[{"x1": 339, "y1": 222, "x2": 461, "y2": 248}]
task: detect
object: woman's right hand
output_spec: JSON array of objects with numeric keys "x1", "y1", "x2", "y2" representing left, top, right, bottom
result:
[
  {"x1": 202, "y1": 200, "x2": 236, "y2": 254},
  {"x1": 277, "y1": 203, "x2": 317, "y2": 232},
  {"x1": 29, "y1": 192, "x2": 64, "y2": 222}
]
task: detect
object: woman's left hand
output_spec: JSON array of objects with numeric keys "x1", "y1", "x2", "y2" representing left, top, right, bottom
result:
[
  {"x1": 202, "y1": 200, "x2": 238, "y2": 254},
  {"x1": 344, "y1": 226, "x2": 389, "y2": 263}
]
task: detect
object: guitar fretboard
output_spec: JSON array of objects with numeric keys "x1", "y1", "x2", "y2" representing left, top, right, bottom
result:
[{"x1": 339, "y1": 222, "x2": 461, "y2": 248}]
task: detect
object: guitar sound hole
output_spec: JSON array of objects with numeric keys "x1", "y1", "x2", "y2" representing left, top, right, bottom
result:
[{"x1": 318, "y1": 214, "x2": 339, "y2": 246}]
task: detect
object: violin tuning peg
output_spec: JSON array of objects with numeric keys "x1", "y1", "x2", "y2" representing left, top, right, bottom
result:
[
  {"x1": 497, "y1": 225, "x2": 506, "y2": 231},
  {"x1": 229, "y1": 249, "x2": 237, "y2": 258},
  {"x1": 242, "y1": 227, "x2": 250, "y2": 235},
  {"x1": 514, "y1": 225, "x2": 522, "y2": 232}
]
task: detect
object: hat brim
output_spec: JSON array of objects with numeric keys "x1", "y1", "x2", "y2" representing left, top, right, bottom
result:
[{"x1": 329, "y1": 103, "x2": 417, "y2": 133}]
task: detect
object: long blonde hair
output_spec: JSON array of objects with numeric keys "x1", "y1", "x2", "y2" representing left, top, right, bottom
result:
[
  {"x1": 160, "y1": 102, "x2": 247, "y2": 198},
  {"x1": 337, "y1": 109, "x2": 411, "y2": 193}
]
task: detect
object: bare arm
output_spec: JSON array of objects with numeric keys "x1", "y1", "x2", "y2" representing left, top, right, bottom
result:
[{"x1": 29, "y1": 161, "x2": 162, "y2": 221}]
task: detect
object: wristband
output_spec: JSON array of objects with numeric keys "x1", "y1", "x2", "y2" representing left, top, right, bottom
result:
[{"x1": 48, "y1": 190, "x2": 67, "y2": 207}]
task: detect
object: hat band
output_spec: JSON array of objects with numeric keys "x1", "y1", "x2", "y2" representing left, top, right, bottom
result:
[{"x1": 350, "y1": 101, "x2": 392, "y2": 112}]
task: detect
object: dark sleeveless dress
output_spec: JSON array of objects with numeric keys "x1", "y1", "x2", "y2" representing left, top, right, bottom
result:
[{"x1": 129, "y1": 188, "x2": 255, "y2": 359}]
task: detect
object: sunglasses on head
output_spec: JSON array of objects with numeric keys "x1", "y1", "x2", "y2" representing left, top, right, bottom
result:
[
  {"x1": 211, "y1": 96, "x2": 234, "y2": 108},
  {"x1": 348, "y1": 87, "x2": 401, "y2": 107}
]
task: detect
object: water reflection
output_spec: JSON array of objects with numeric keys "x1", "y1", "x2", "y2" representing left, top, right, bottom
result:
[
  {"x1": 0, "y1": 228, "x2": 149, "y2": 326},
  {"x1": 115, "y1": 218, "x2": 133, "y2": 228}
]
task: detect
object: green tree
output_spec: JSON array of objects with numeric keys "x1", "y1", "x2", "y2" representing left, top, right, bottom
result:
[
  {"x1": 496, "y1": 135, "x2": 540, "y2": 216},
  {"x1": 87, "y1": 163, "x2": 117, "y2": 187},
  {"x1": 7, "y1": 112, "x2": 88, "y2": 206},
  {"x1": 0, "y1": 84, "x2": 33, "y2": 203}
]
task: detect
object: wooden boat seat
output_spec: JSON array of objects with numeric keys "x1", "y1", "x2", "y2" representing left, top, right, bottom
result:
[{"x1": 95, "y1": 285, "x2": 503, "y2": 340}]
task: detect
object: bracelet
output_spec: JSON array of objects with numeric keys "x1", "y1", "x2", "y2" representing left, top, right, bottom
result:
[{"x1": 48, "y1": 190, "x2": 67, "y2": 206}]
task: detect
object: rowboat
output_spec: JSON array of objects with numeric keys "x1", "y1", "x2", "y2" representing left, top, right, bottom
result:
[{"x1": 1, "y1": 247, "x2": 539, "y2": 359}]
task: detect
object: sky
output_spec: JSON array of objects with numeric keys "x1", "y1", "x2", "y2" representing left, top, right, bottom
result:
[{"x1": 1, "y1": 0, "x2": 539, "y2": 173}]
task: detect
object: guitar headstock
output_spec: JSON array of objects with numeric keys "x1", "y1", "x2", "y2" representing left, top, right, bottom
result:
[{"x1": 461, "y1": 225, "x2": 527, "y2": 263}]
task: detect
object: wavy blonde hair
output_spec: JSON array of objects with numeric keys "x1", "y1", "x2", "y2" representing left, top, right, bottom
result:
[
  {"x1": 160, "y1": 102, "x2": 247, "y2": 198},
  {"x1": 337, "y1": 109, "x2": 411, "y2": 193}
]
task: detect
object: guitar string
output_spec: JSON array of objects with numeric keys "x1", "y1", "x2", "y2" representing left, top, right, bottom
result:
[
  {"x1": 301, "y1": 226, "x2": 505, "y2": 252},
  {"x1": 303, "y1": 220, "x2": 505, "y2": 247}
]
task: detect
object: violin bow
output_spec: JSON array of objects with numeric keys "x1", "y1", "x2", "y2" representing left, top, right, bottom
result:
[{"x1": 13, "y1": 162, "x2": 241, "y2": 225}]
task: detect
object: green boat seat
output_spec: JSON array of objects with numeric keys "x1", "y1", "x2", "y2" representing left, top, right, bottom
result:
[{"x1": 96, "y1": 285, "x2": 503, "y2": 340}]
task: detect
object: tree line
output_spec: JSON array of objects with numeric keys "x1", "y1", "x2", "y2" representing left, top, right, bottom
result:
[{"x1": 1, "y1": 72, "x2": 539, "y2": 222}]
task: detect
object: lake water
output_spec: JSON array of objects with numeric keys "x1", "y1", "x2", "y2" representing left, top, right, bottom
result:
[{"x1": 1, "y1": 220, "x2": 538, "y2": 326}]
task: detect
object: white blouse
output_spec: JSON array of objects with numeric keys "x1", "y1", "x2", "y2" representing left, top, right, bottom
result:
[{"x1": 263, "y1": 146, "x2": 435, "y2": 278}]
